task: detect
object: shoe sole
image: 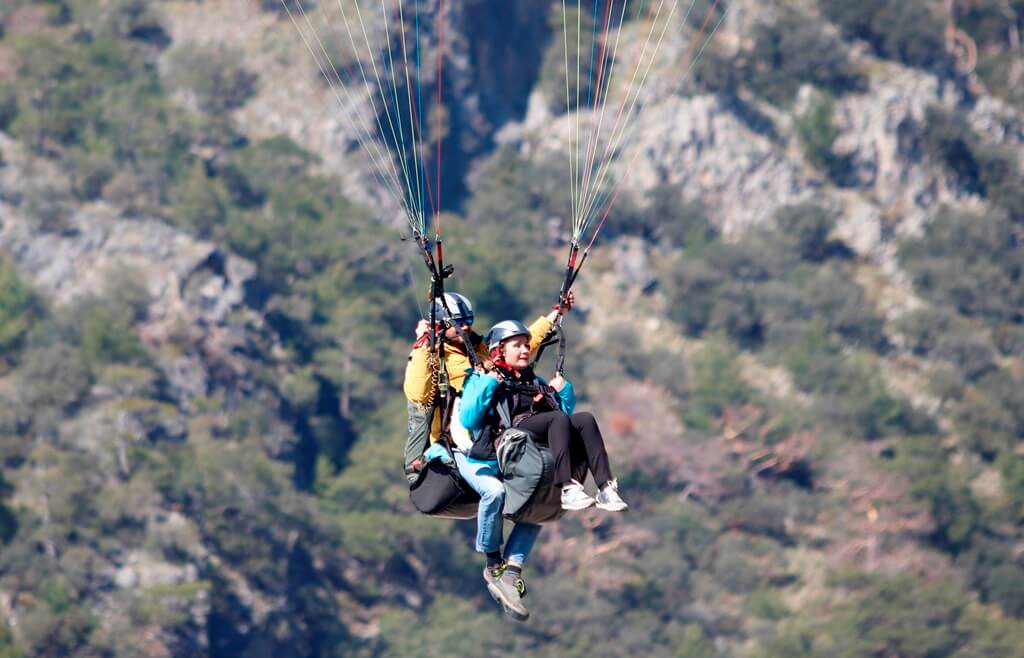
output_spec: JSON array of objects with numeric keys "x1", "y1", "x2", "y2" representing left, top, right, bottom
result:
[
  {"x1": 561, "y1": 499, "x2": 595, "y2": 511},
  {"x1": 595, "y1": 502, "x2": 628, "y2": 511},
  {"x1": 487, "y1": 583, "x2": 530, "y2": 622}
]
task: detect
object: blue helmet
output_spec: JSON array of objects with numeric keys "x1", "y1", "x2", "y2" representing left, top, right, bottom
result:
[
  {"x1": 485, "y1": 320, "x2": 531, "y2": 352},
  {"x1": 431, "y1": 292, "x2": 474, "y2": 326}
]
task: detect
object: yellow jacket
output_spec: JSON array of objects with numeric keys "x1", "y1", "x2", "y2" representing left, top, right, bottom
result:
[{"x1": 404, "y1": 315, "x2": 555, "y2": 442}]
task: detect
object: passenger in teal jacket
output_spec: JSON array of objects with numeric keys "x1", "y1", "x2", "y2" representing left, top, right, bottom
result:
[
  {"x1": 461, "y1": 320, "x2": 628, "y2": 514},
  {"x1": 460, "y1": 368, "x2": 576, "y2": 457}
]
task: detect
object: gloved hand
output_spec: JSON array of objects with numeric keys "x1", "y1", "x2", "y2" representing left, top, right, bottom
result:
[
  {"x1": 424, "y1": 442, "x2": 454, "y2": 465},
  {"x1": 551, "y1": 290, "x2": 575, "y2": 313}
]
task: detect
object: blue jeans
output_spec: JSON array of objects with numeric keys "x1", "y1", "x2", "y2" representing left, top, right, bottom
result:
[{"x1": 453, "y1": 451, "x2": 542, "y2": 566}]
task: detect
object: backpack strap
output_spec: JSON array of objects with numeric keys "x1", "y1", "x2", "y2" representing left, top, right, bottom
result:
[
  {"x1": 438, "y1": 388, "x2": 457, "y2": 448},
  {"x1": 496, "y1": 394, "x2": 514, "y2": 432}
]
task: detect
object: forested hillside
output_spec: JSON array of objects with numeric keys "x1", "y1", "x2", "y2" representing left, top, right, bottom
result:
[{"x1": 0, "y1": 1, "x2": 1023, "y2": 656}]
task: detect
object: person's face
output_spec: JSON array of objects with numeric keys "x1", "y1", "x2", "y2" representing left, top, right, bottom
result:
[
  {"x1": 501, "y1": 335, "x2": 531, "y2": 368},
  {"x1": 444, "y1": 321, "x2": 472, "y2": 342}
]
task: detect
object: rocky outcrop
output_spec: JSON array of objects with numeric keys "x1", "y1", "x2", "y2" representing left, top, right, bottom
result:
[
  {"x1": 163, "y1": 0, "x2": 554, "y2": 223},
  {"x1": 500, "y1": 91, "x2": 817, "y2": 238},
  {"x1": 0, "y1": 126, "x2": 268, "y2": 406}
]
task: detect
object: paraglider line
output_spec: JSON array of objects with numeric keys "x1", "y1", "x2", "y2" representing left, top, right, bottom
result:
[
  {"x1": 285, "y1": 0, "x2": 418, "y2": 231},
  {"x1": 577, "y1": 0, "x2": 629, "y2": 237},
  {"x1": 435, "y1": 0, "x2": 445, "y2": 238},
  {"x1": 576, "y1": 0, "x2": 681, "y2": 234},
  {"x1": 582, "y1": 2, "x2": 729, "y2": 248}
]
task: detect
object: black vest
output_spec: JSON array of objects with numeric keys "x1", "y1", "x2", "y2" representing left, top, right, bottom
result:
[{"x1": 467, "y1": 367, "x2": 560, "y2": 462}]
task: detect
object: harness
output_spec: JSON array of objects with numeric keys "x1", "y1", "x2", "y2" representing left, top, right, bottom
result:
[{"x1": 408, "y1": 233, "x2": 483, "y2": 471}]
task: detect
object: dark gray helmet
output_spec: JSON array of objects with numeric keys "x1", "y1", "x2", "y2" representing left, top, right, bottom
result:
[
  {"x1": 432, "y1": 292, "x2": 474, "y2": 326},
  {"x1": 485, "y1": 320, "x2": 530, "y2": 352}
]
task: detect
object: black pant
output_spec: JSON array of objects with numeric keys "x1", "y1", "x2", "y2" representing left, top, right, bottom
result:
[{"x1": 515, "y1": 411, "x2": 614, "y2": 487}]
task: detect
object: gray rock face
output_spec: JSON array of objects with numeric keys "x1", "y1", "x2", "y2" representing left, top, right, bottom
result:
[
  {"x1": 0, "y1": 169, "x2": 267, "y2": 403},
  {"x1": 501, "y1": 92, "x2": 817, "y2": 238},
  {"x1": 623, "y1": 94, "x2": 816, "y2": 237},
  {"x1": 832, "y1": 66, "x2": 950, "y2": 237}
]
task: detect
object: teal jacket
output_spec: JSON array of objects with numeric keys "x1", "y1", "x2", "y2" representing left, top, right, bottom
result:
[{"x1": 460, "y1": 370, "x2": 576, "y2": 448}]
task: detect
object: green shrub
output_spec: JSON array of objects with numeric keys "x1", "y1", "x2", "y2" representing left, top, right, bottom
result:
[
  {"x1": 976, "y1": 50, "x2": 1024, "y2": 110},
  {"x1": 748, "y1": 589, "x2": 791, "y2": 620},
  {"x1": 999, "y1": 453, "x2": 1024, "y2": 520},
  {"x1": 962, "y1": 534, "x2": 1024, "y2": 618},
  {"x1": 170, "y1": 43, "x2": 258, "y2": 115},
  {"x1": 827, "y1": 575, "x2": 968, "y2": 656},
  {"x1": 586, "y1": 324, "x2": 657, "y2": 382},
  {"x1": 894, "y1": 307, "x2": 967, "y2": 357},
  {"x1": 957, "y1": 0, "x2": 1024, "y2": 49},
  {"x1": 8, "y1": 34, "x2": 88, "y2": 149},
  {"x1": 707, "y1": 282, "x2": 764, "y2": 348},
  {"x1": 976, "y1": 369, "x2": 1024, "y2": 438},
  {"x1": 608, "y1": 185, "x2": 716, "y2": 249},
  {"x1": 900, "y1": 207, "x2": 1024, "y2": 325},
  {"x1": 0, "y1": 471, "x2": 16, "y2": 546},
  {"x1": 710, "y1": 232, "x2": 798, "y2": 283},
  {"x1": 221, "y1": 136, "x2": 315, "y2": 208},
  {"x1": 720, "y1": 496, "x2": 788, "y2": 541},
  {"x1": 784, "y1": 327, "x2": 920, "y2": 438},
  {"x1": 933, "y1": 330, "x2": 996, "y2": 381},
  {"x1": 815, "y1": 364, "x2": 919, "y2": 440},
  {"x1": 793, "y1": 93, "x2": 852, "y2": 182},
  {"x1": 955, "y1": 395, "x2": 1017, "y2": 459},
  {"x1": 781, "y1": 322, "x2": 843, "y2": 392},
  {"x1": 756, "y1": 633, "x2": 815, "y2": 658},
  {"x1": 745, "y1": 10, "x2": 863, "y2": 106},
  {"x1": 0, "y1": 85, "x2": 17, "y2": 131},
  {"x1": 172, "y1": 160, "x2": 230, "y2": 238},
  {"x1": 0, "y1": 622, "x2": 23, "y2": 658},
  {"x1": 819, "y1": 0, "x2": 949, "y2": 69},
  {"x1": 76, "y1": 302, "x2": 147, "y2": 371},
  {"x1": 692, "y1": 45, "x2": 742, "y2": 97},
  {"x1": 976, "y1": 143, "x2": 1024, "y2": 222},
  {"x1": 675, "y1": 625, "x2": 716, "y2": 658},
  {"x1": 922, "y1": 106, "x2": 1024, "y2": 220},
  {"x1": 0, "y1": 259, "x2": 38, "y2": 360},
  {"x1": 991, "y1": 323, "x2": 1024, "y2": 356},
  {"x1": 797, "y1": 264, "x2": 886, "y2": 351},
  {"x1": 682, "y1": 339, "x2": 753, "y2": 430},
  {"x1": 980, "y1": 563, "x2": 1024, "y2": 618},
  {"x1": 67, "y1": 0, "x2": 168, "y2": 44},
  {"x1": 705, "y1": 533, "x2": 782, "y2": 594},
  {"x1": 661, "y1": 257, "x2": 723, "y2": 336},
  {"x1": 14, "y1": 343, "x2": 92, "y2": 413},
  {"x1": 66, "y1": 137, "x2": 117, "y2": 201},
  {"x1": 923, "y1": 106, "x2": 983, "y2": 192}
]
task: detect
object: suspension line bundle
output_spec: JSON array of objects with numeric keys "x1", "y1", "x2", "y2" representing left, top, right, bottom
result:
[{"x1": 539, "y1": 0, "x2": 730, "y2": 375}]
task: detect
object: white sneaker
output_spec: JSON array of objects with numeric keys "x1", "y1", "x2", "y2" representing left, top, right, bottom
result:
[
  {"x1": 595, "y1": 479, "x2": 628, "y2": 512},
  {"x1": 560, "y1": 480, "x2": 595, "y2": 511}
]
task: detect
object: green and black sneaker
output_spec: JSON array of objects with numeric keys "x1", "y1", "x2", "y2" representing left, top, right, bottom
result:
[
  {"x1": 487, "y1": 570, "x2": 530, "y2": 622},
  {"x1": 482, "y1": 563, "x2": 505, "y2": 587},
  {"x1": 509, "y1": 571, "x2": 527, "y2": 598}
]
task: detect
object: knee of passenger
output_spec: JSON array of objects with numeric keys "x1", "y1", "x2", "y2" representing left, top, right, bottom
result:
[
  {"x1": 576, "y1": 412, "x2": 597, "y2": 430},
  {"x1": 480, "y1": 482, "x2": 505, "y2": 503}
]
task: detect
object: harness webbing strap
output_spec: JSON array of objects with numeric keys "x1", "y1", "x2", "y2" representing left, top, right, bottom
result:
[{"x1": 497, "y1": 395, "x2": 514, "y2": 432}]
